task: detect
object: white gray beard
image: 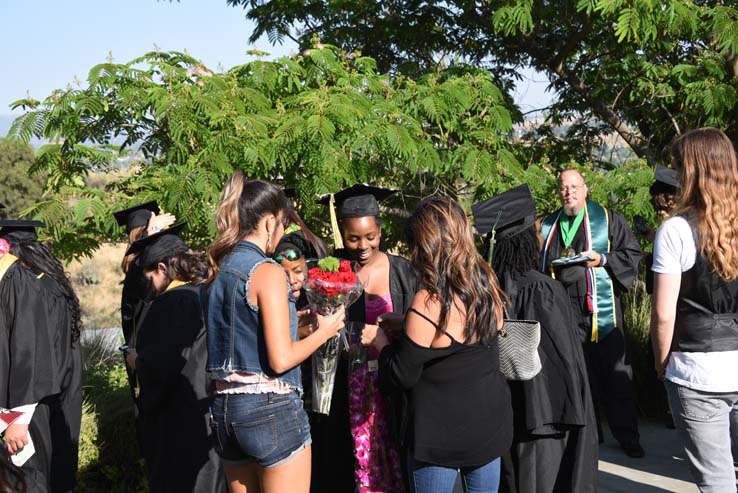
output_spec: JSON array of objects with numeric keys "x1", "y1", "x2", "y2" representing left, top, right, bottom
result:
[{"x1": 563, "y1": 204, "x2": 583, "y2": 216}]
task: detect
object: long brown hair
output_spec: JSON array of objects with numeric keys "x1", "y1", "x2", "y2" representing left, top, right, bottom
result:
[
  {"x1": 121, "y1": 226, "x2": 146, "y2": 273},
  {"x1": 207, "y1": 171, "x2": 286, "y2": 284},
  {"x1": 671, "y1": 127, "x2": 738, "y2": 281},
  {"x1": 406, "y1": 196, "x2": 506, "y2": 344}
]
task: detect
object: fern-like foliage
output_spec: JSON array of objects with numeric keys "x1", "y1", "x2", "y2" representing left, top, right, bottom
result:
[{"x1": 5, "y1": 47, "x2": 528, "y2": 259}]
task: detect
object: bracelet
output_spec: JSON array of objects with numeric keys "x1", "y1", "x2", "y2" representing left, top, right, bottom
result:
[{"x1": 599, "y1": 253, "x2": 607, "y2": 267}]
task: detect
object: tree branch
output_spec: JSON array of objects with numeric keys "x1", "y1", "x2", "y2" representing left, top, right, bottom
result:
[
  {"x1": 661, "y1": 105, "x2": 681, "y2": 136},
  {"x1": 547, "y1": 59, "x2": 653, "y2": 162},
  {"x1": 551, "y1": 17, "x2": 592, "y2": 75}
]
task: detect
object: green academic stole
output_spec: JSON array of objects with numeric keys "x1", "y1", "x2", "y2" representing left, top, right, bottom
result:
[
  {"x1": 541, "y1": 200, "x2": 617, "y2": 342},
  {"x1": 0, "y1": 254, "x2": 19, "y2": 283}
]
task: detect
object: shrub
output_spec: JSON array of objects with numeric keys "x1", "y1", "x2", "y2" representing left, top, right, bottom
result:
[
  {"x1": 77, "y1": 333, "x2": 147, "y2": 492},
  {"x1": 622, "y1": 277, "x2": 669, "y2": 418}
]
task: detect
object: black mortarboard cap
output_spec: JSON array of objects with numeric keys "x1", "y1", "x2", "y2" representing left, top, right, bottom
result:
[
  {"x1": 113, "y1": 201, "x2": 160, "y2": 233},
  {"x1": 125, "y1": 223, "x2": 188, "y2": 268},
  {"x1": 654, "y1": 165, "x2": 678, "y2": 189},
  {"x1": 471, "y1": 184, "x2": 538, "y2": 239},
  {"x1": 316, "y1": 183, "x2": 398, "y2": 219},
  {"x1": 0, "y1": 219, "x2": 46, "y2": 243}
]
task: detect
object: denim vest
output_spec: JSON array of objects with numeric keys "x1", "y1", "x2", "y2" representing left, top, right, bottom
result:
[{"x1": 204, "y1": 240, "x2": 301, "y2": 390}]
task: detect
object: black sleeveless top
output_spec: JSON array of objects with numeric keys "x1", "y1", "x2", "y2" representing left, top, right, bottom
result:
[
  {"x1": 378, "y1": 308, "x2": 513, "y2": 468},
  {"x1": 674, "y1": 253, "x2": 738, "y2": 352}
]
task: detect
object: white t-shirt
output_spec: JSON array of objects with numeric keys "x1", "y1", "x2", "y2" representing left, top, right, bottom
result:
[{"x1": 652, "y1": 216, "x2": 738, "y2": 392}]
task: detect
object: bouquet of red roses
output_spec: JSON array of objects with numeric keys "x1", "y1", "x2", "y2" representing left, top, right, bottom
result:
[
  {"x1": 304, "y1": 257, "x2": 365, "y2": 414},
  {"x1": 307, "y1": 258, "x2": 360, "y2": 312}
]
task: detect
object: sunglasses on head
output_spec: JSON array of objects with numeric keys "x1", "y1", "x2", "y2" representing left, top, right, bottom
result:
[{"x1": 273, "y1": 249, "x2": 302, "y2": 263}]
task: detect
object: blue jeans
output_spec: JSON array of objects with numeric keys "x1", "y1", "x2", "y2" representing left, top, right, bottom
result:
[
  {"x1": 210, "y1": 392, "x2": 311, "y2": 468},
  {"x1": 666, "y1": 380, "x2": 738, "y2": 493},
  {"x1": 408, "y1": 456, "x2": 501, "y2": 493}
]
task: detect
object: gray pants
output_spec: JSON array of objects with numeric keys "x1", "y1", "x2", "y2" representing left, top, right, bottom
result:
[{"x1": 666, "y1": 380, "x2": 738, "y2": 493}]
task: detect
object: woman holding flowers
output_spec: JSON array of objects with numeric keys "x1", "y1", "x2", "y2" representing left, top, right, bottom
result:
[
  {"x1": 204, "y1": 172, "x2": 344, "y2": 493},
  {"x1": 312, "y1": 184, "x2": 418, "y2": 493},
  {"x1": 368, "y1": 196, "x2": 512, "y2": 493},
  {"x1": 335, "y1": 184, "x2": 417, "y2": 493}
]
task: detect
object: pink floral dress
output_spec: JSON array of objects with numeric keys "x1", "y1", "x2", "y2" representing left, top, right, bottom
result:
[{"x1": 348, "y1": 293, "x2": 405, "y2": 493}]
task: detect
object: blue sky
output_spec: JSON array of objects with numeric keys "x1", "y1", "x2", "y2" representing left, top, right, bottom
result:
[
  {"x1": 0, "y1": 0, "x2": 296, "y2": 116},
  {"x1": 1, "y1": 0, "x2": 551, "y2": 120}
]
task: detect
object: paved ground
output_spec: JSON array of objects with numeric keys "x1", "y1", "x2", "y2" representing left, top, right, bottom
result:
[
  {"x1": 598, "y1": 420, "x2": 699, "y2": 493},
  {"x1": 451, "y1": 420, "x2": 738, "y2": 492}
]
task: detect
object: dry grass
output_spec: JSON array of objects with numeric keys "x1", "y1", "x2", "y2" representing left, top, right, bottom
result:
[{"x1": 66, "y1": 243, "x2": 126, "y2": 330}]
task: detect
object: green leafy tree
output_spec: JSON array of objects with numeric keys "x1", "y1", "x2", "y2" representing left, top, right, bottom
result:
[
  {"x1": 229, "y1": 0, "x2": 738, "y2": 162},
  {"x1": 0, "y1": 138, "x2": 45, "y2": 218},
  {"x1": 8, "y1": 48, "x2": 524, "y2": 259}
]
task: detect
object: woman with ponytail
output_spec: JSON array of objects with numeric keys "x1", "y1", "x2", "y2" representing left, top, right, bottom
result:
[
  {"x1": 204, "y1": 172, "x2": 344, "y2": 493},
  {"x1": 368, "y1": 196, "x2": 512, "y2": 493}
]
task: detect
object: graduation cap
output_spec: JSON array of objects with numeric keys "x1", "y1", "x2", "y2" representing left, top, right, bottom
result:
[
  {"x1": 316, "y1": 184, "x2": 398, "y2": 249},
  {"x1": 653, "y1": 165, "x2": 678, "y2": 191},
  {"x1": 125, "y1": 223, "x2": 188, "y2": 268},
  {"x1": 472, "y1": 185, "x2": 538, "y2": 238},
  {"x1": 317, "y1": 184, "x2": 397, "y2": 219},
  {"x1": 472, "y1": 185, "x2": 538, "y2": 262},
  {"x1": 0, "y1": 219, "x2": 46, "y2": 243},
  {"x1": 113, "y1": 201, "x2": 160, "y2": 234}
]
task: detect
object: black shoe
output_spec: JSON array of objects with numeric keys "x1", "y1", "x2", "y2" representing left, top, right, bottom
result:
[{"x1": 621, "y1": 442, "x2": 645, "y2": 458}]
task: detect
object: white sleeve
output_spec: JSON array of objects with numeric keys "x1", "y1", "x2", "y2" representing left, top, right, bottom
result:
[{"x1": 652, "y1": 216, "x2": 696, "y2": 274}]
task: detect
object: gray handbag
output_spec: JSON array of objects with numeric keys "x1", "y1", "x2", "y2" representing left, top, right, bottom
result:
[{"x1": 498, "y1": 274, "x2": 542, "y2": 381}]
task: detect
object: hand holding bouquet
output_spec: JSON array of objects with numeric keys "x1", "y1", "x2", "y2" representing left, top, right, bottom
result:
[{"x1": 304, "y1": 257, "x2": 365, "y2": 414}]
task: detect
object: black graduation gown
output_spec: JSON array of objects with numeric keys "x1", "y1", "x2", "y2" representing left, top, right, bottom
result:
[
  {"x1": 0, "y1": 261, "x2": 82, "y2": 493},
  {"x1": 134, "y1": 284, "x2": 225, "y2": 493},
  {"x1": 309, "y1": 253, "x2": 418, "y2": 493},
  {"x1": 542, "y1": 206, "x2": 642, "y2": 446},
  {"x1": 121, "y1": 257, "x2": 150, "y2": 401},
  {"x1": 38, "y1": 274, "x2": 82, "y2": 493},
  {"x1": 498, "y1": 271, "x2": 598, "y2": 493}
]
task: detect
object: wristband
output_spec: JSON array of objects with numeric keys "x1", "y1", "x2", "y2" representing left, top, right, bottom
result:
[{"x1": 599, "y1": 253, "x2": 607, "y2": 267}]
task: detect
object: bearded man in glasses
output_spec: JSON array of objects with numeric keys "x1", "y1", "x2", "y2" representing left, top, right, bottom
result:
[{"x1": 540, "y1": 168, "x2": 644, "y2": 458}]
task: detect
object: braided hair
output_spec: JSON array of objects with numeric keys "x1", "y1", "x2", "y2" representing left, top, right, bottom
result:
[
  {"x1": 9, "y1": 240, "x2": 82, "y2": 344},
  {"x1": 491, "y1": 224, "x2": 541, "y2": 278}
]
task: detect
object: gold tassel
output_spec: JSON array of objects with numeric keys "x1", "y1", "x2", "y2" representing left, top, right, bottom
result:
[{"x1": 329, "y1": 194, "x2": 344, "y2": 250}]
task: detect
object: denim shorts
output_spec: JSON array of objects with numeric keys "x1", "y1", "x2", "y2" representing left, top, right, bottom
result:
[{"x1": 210, "y1": 391, "x2": 312, "y2": 468}]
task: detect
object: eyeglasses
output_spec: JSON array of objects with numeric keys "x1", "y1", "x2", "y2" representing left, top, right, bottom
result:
[
  {"x1": 558, "y1": 185, "x2": 583, "y2": 194},
  {"x1": 273, "y1": 249, "x2": 302, "y2": 263}
]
